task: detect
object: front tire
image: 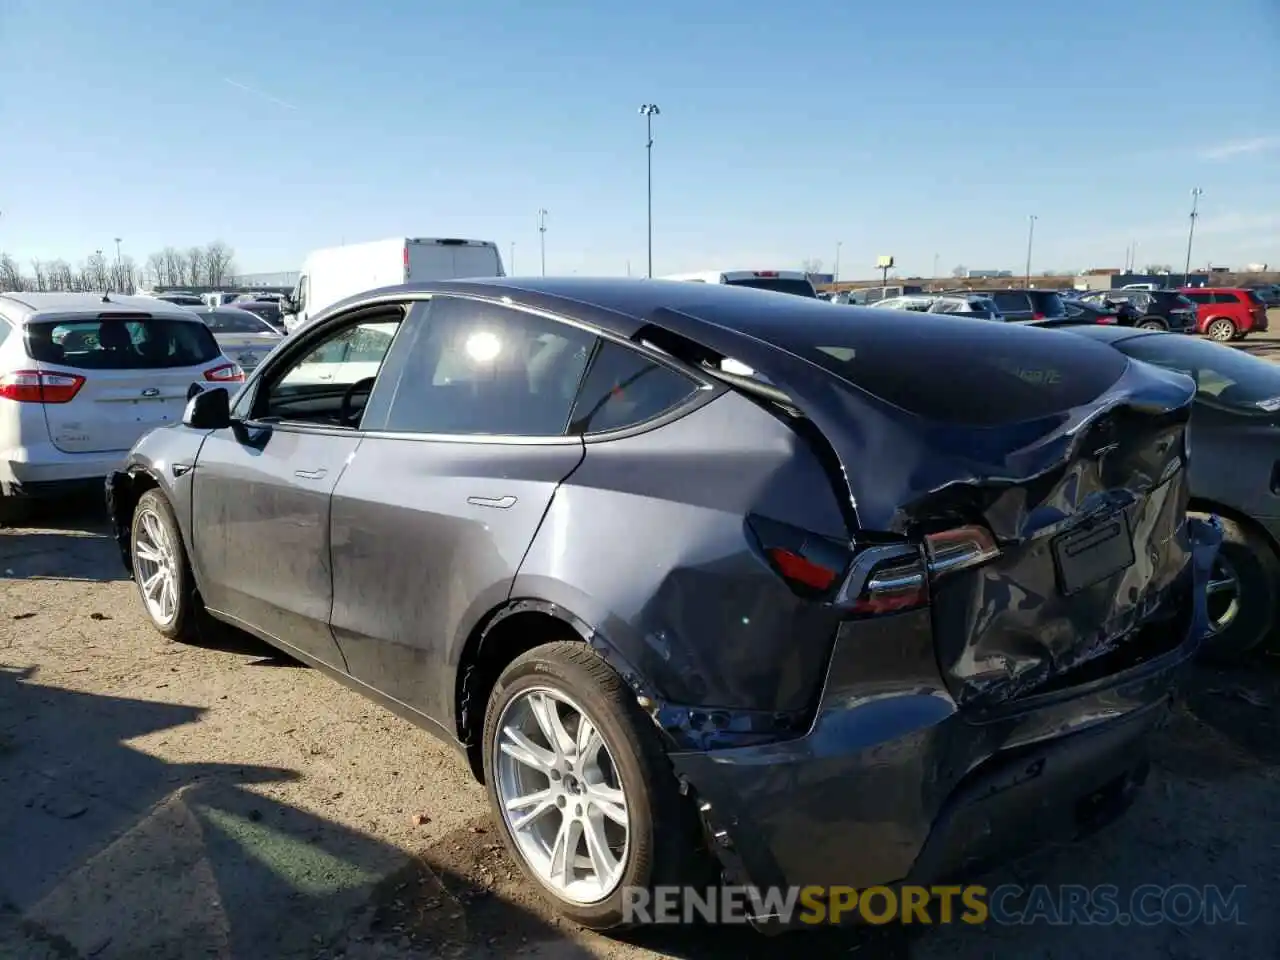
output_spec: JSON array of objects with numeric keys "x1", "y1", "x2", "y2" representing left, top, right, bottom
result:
[
  {"x1": 1205, "y1": 317, "x2": 1237, "y2": 342},
  {"x1": 130, "y1": 489, "x2": 199, "y2": 641},
  {"x1": 1138, "y1": 319, "x2": 1166, "y2": 331},
  {"x1": 482, "y1": 641, "x2": 707, "y2": 930},
  {"x1": 1193, "y1": 513, "x2": 1280, "y2": 662}
]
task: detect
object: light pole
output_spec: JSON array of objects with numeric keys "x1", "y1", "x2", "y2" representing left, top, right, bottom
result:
[
  {"x1": 639, "y1": 103, "x2": 660, "y2": 277},
  {"x1": 1024, "y1": 215, "x2": 1037, "y2": 286},
  {"x1": 1184, "y1": 188, "x2": 1203, "y2": 285},
  {"x1": 834, "y1": 242, "x2": 842, "y2": 285},
  {"x1": 113, "y1": 237, "x2": 122, "y2": 291},
  {"x1": 537, "y1": 209, "x2": 548, "y2": 276}
]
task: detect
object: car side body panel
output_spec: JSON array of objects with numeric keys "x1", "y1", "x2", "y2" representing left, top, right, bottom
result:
[{"x1": 508, "y1": 392, "x2": 854, "y2": 723}]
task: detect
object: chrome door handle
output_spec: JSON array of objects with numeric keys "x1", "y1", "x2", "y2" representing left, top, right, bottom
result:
[
  {"x1": 317, "y1": 372, "x2": 334, "y2": 381},
  {"x1": 294, "y1": 468, "x2": 328, "y2": 480},
  {"x1": 467, "y1": 495, "x2": 517, "y2": 509}
]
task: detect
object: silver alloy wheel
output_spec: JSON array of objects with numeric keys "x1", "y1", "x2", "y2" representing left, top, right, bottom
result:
[
  {"x1": 133, "y1": 506, "x2": 179, "y2": 627},
  {"x1": 1138, "y1": 320, "x2": 1165, "y2": 331},
  {"x1": 1206, "y1": 318, "x2": 1235, "y2": 342},
  {"x1": 1205, "y1": 556, "x2": 1240, "y2": 635},
  {"x1": 494, "y1": 686, "x2": 630, "y2": 905}
]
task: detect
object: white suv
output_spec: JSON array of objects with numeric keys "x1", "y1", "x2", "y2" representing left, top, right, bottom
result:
[{"x1": 0, "y1": 293, "x2": 243, "y2": 522}]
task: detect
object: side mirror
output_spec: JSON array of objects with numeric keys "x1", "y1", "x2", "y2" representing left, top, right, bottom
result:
[{"x1": 183, "y1": 385, "x2": 232, "y2": 429}]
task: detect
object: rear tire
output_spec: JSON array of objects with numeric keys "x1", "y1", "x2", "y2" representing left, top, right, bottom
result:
[
  {"x1": 482, "y1": 641, "x2": 709, "y2": 930},
  {"x1": 129, "y1": 488, "x2": 201, "y2": 642},
  {"x1": 1138, "y1": 319, "x2": 1166, "y2": 331},
  {"x1": 1205, "y1": 317, "x2": 1237, "y2": 342},
  {"x1": 0, "y1": 494, "x2": 32, "y2": 527},
  {"x1": 1192, "y1": 512, "x2": 1280, "y2": 662}
]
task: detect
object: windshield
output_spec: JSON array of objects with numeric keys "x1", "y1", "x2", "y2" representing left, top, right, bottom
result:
[
  {"x1": 202, "y1": 309, "x2": 277, "y2": 333},
  {"x1": 1116, "y1": 333, "x2": 1280, "y2": 410},
  {"x1": 724, "y1": 277, "x2": 817, "y2": 298},
  {"x1": 28, "y1": 316, "x2": 220, "y2": 369}
]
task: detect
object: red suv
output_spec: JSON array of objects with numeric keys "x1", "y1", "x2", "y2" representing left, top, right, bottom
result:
[{"x1": 1180, "y1": 287, "x2": 1270, "y2": 342}]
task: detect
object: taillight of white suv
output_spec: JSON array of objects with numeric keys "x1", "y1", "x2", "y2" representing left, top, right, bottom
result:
[{"x1": 0, "y1": 370, "x2": 86, "y2": 403}]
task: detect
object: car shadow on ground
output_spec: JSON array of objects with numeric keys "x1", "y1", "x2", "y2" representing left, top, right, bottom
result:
[
  {"x1": 0, "y1": 663, "x2": 603, "y2": 960},
  {"x1": 0, "y1": 494, "x2": 128, "y2": 583}
]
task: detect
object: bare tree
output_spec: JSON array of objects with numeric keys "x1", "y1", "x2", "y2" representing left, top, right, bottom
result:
[
  {"x1": 46, "y1": 260, "x2": 74, "y2": 291},
  {"x1": 30, "y1": 259, "x2": 48, "y2": 292},
  {"x1": 952, "y1": 264, "x2": 968, "y2": 278},
  {"x1": 204, "y1": 241, "x2": 235, "y2": 287},
  {"x1": 162, "y1": 247, "x2": 185, "y2": 287},
  {"x1": 1143, "y1": 263, "x2": 1174, "y2": 274},
  {"x1": 186, "y1": 246, "x2": 206, "y2": 286},
  {"x1": 145, "y1": 252, "x2": 166, "y2": 288},
  {"x1": 112, "y1": 254, "x2": 138, "y2": 294},
  {"x1": 800, "y1": 258, "x2": 824, "y2": 276},
  {"x1": 0, "y1": 254, "x2": 23, "y2": 292}
]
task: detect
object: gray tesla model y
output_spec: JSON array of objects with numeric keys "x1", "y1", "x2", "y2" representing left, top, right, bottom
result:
[{"x1": 107, "y1": 278, "x2": 1220, "y2": 931}]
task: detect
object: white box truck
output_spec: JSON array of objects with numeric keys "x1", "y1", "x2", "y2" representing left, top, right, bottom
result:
[{"x1": 281, "y1": 237, "x2": 505, "y2": 333}]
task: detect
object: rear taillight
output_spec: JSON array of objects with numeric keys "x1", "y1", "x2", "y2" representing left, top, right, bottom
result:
[
  {"x1": 1098, "y1": 315, "x2": 1118, "y2": 325},
  {"x1": 750, "y1": 515, "x2": 1001, "y2": 614},
  {"x1": 1032, "y1": 312, "x2": 1046, "y2": 321},
  {"x1": 0, "y1": 370, "x2": 85, "y2": 404},
  {"x1": 204, "y1": 363, "x2": 245, "y2": 382}
]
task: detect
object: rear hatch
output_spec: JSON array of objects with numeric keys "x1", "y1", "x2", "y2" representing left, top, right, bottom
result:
[
  {"x1": 25, "y1": 312, "x2": 235, "y2": 454},
  {"x1": 644, "y1": 300, "x2": 1196, "y2": 707},
  {"x1": 722, "y1": 271, "x2": 818, "y2": 298}
]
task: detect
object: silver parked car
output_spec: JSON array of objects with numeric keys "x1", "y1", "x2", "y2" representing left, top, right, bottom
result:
[{"x1": 188, "y1": 306, "x2": 284, "y2": 372}]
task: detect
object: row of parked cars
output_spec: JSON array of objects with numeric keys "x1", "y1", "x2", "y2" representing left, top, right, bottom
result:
[
  {"x1": 860, "y1": 285, "x2": 1270, "y2": 339},
  {"x1": 1, "y1": 274, "x2": 1277, "y2": 937}
]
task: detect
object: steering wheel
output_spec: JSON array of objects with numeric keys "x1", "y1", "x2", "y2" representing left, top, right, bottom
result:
[{"x1": 339, "y1": 376, "x2": 378, "y2": 427}]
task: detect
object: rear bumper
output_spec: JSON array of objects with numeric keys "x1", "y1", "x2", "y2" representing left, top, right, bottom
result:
[
  {"x1": 1, "y1": 443, "x2": 128, "y2": 498},
  {"x1": 668, "y1": 518, "x2": 1221, "y2": 924}
]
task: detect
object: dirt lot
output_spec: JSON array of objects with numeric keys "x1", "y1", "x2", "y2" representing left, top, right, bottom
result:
[{"x1": 3, "y1": 323, "x2": 1280, "y2": 959}]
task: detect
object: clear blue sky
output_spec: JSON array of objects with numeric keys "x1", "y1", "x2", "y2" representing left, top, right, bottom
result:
[{"x1": 1, "y1": 0, "x2": 1277, "y2": 280}]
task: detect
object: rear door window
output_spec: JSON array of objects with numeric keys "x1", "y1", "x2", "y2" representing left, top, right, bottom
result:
[
  {"x1": 1213, "y1": 292, "x2": 1241, "y2": 304},
  {"x1": 569, "y1": 341, "x2": 700, "y2": 434},
  {"x1": 377, "y1": 297, "x2": 596, "y2": 436},
  {"x1": 27, "y1": 316, "x2": 220, "y2": 369},
  {"x1": 1184, "y1": 291, "x2": 1213, "y2": 304}
]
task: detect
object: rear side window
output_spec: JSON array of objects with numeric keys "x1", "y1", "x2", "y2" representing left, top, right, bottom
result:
[
  {"x1": 570, "y1": 341, "x2": 700, "y2": 434},
  {"x1": 27, "y1": 316, "x2": 220, "y2": 370},
  {"x1": 1245, "y1": 290, "x2": 1266, "y2": 305},
  {"x1": 773, "y1": 322, "x2": 1130, "y2": 425}
]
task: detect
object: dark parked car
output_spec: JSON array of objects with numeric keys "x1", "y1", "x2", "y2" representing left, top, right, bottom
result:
[
  {"x1": 1064, "y1": 325, "x2": 1280, "y2": 659},
  {"x1": 1079, "y1": 290, "x2": 1197, "y2": 333},
  {"x1": 106, "y1": 278, "x2": 1218, "y2": 931},
  {"x1": 231, "y1": 298, "x2": 284, "y2": 332},
  {"x1": 962, "y1": 288, "x2": 1068, "y2": 323},
  {"x1": 1062, "y1": 298, "x2": 1132, "y2": 326}
]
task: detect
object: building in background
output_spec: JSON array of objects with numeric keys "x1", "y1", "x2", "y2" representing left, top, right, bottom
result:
[{"x1": 228, "y1": 270, "x2": 300, "y2": 289}]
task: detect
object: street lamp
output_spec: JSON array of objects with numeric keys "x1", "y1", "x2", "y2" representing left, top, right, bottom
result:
[
  {"x1": 639, "y1": 103, "x2": 660, "y2": 278},
  {"x1": 834, "y1": 241, "x2": 842, "y2": 285},
  {"x1": 1184, "y1": 188, "x2": 1203, "y2": 285},
  {"x1": 537, "y1": 209, "x2": 548, "y2": 276},
  {"x1": 1024, "y1": 215, "x2": 1038, "y2": 287},
  {"x1": 113, "y1": 237, "x2": 122, "y2": 291}
]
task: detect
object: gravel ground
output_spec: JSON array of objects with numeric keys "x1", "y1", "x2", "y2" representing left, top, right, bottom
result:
[{"x1": 3, "y1": 322, "x2": 1279, "y2": 960}]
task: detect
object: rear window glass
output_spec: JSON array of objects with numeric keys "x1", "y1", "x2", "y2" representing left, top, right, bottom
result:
[
  {"x1": 201, "y1": 310, "x2": 277, "y2": 333},
  {"x1": 992, "y1": 292, "x2": 1029, "y2": 312},
  {"x1": 1030, "y1": 291, "x2": 1066, "y2": 317},
  {"x1": 27, "y1": 317, "x2": 220, "y2": 370},
  {"x1": 1117, "y1": 333, "x2": 1280, "y2": 411},
  {"x1": 767, "y1": 319, "x2": 1129, "y2": 425},
  {"x1": 725, "y1": 277, "x2": 817, "y2": 298}
]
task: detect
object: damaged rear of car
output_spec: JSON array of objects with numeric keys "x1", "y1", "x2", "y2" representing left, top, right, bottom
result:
[{"x1": 620, "y1": 297, "x2": 1220, "y2": 926}]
